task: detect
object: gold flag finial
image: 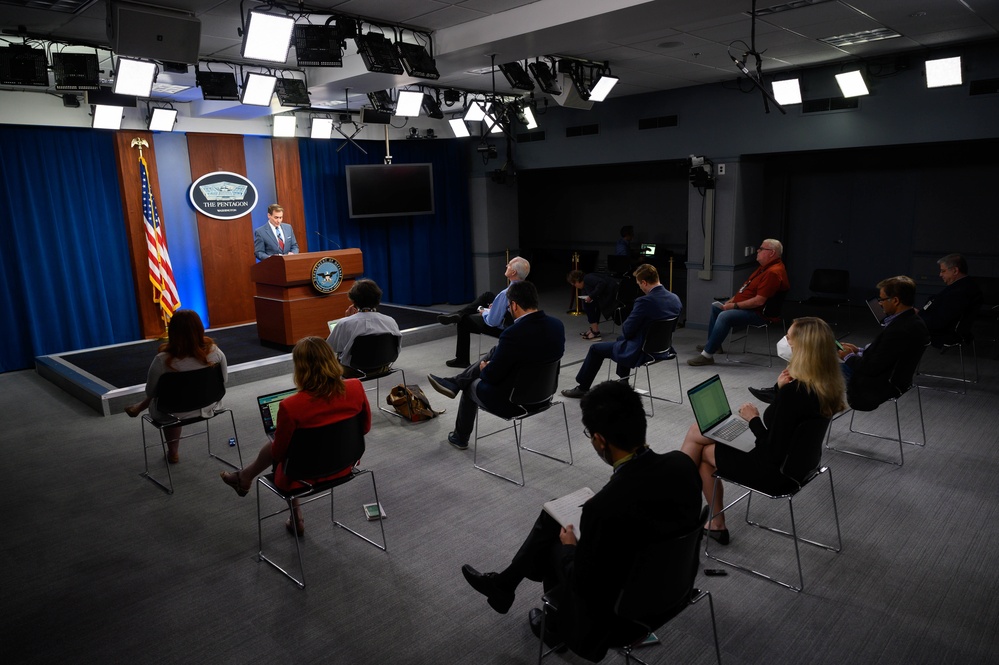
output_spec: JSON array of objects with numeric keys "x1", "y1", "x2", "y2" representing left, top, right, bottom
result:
[{"x1": 130, "y1": 137, "x2": 149, "y2": 159}]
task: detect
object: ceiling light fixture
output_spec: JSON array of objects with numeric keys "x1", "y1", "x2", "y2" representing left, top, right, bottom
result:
[
  {"x1": 355, "y1": 33, "x2": 404, "y2": 75},
  {"x1": 52, "y1": 52, "x2": 100, "y2": 90},
  {"x1": 464, "y1": 100, "x2": 490, "y2": 122},
  {"x1": 241, "y1": 11, "x2": 295, "y2": 63},
  {"x1": 499, "y1": 62, "x2": 535, "y2": 91},
  {"x1": 148, "y1": 107, "x2": 178, "y2": 132},
  {"x1": 529, "y1": 59, "x2": 561, "y2": 95},
  {"x1": 771, "y1": 78, "x2": 802, "y2": 105},
  {"x1": 835, "y1": 70, "x2": 869, "y2": 97},
  {"x1": 92, "y1": 104, "x2": 124, "y2": 130},
  {"x1": 925, "y1": 56, "x2": 962, "y2": 88},
  {"x1": 114, "y1": 57, "x2": 156, "y2": 97},
  {"x1": 274, "y1": 78, "x2": 311, "y2": 107},
  {"x1": 311, "y1": 116, "x2": 334, "y2": 139},
  {"x1": 196, "y1": 68, "x2": 239, "y2": 100},
  {"x1": 272, "y1": 114, "x2": 297, "y2": 137},
  {"x1": 396, "y1": 41, "x2": 439, "y2": 80},
  {"x1": 422, "y1": 92, "x2": 444, "y2": 119},
  {"x1": 395, "y1": 90, "x2": 424, "y2": 117},
  {"x1": 241, "y1": 72, "x2": 277, "y2": 106},
  {"x1": 449, "y1": 117, "x2": 470, "y2": 138},
  {"x1": 293, "y1": 24, "x2": 343, "y2": 67},
  {"x1": 367, "y1": 89, "x2": 395, "y2": 113}
]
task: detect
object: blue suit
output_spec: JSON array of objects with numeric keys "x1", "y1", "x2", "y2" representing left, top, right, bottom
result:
[
  {"x1": 451, "y1": 310, "x2": 565, "y2": 443},
  {"x1": 254, "y1": 222, "x2": 299, "y2": 261},
  {"x1": 575, "y1": 284, "x2": 682, "y2": 388}
]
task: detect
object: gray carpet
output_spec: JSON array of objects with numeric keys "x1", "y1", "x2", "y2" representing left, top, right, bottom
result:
[{"x1": 3, "y1": 295, "x2": 999, "y2": 664}]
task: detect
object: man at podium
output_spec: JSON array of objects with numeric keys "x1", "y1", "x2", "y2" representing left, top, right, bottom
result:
[{"x1": 254, "y1": 204, "x2": 299, "y2": 261}]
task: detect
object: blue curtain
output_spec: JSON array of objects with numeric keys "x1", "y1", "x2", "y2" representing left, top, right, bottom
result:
[
  {"x1": 0, "y1": 126, "x2": 140, "y2": 372},
  {"x1": 298, "y1": 138, "x2": 474, "y2": 306}
]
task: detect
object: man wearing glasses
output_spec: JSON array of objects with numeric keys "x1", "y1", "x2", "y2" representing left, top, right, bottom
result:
[
  {"x1": 837, "y1": 276, "x2": 929, "y2": 411},
  {"x1": 916, "y1": 253, "x2": 982, "y2": 347},
  {"x1": 688, "y1": 238, "x2": 789, "y2": 366}
]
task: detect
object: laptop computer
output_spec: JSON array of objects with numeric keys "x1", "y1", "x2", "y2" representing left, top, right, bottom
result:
[
  {"x1": 687, "y1": 374, "x2": 757, "y2": 452},
  {"x1": 256, "y1": 388, "x2": 297, "y2": 440},
  {"x1": 866, "y1": 296, "x2": 887, "y2": 324},
  {"x1": 640, "y1": 243, "x2": 656, "y2": 256}
]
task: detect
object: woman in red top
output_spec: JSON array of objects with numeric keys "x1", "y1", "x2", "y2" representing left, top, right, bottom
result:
[{"x1": 221, "y1": 336, "x2": 371, "y2": 536}]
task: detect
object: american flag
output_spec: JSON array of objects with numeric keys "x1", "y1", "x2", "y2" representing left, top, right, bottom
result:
[{"x1": 140, "y1": 156, "x2": 181, "y2": 319}]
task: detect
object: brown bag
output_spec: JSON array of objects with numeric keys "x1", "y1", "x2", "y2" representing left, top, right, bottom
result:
[{"x1": 387, "y1": 384, "x2": 444, "y2": 422}]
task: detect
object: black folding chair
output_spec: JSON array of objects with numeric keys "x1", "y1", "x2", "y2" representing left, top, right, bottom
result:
[{"x1": 347, "y1": 333, "x2": 406, "y2": 417}]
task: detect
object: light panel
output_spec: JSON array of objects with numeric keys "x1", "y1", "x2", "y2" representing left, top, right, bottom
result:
[
  {"x1": 395, "y1": 90, "x2": 424, "y2": 117},
  {"x1": 241, "y1": 72, "x2": 277, "y2": 106},
  {"x1": 273, "y1": 115, "x2": 297, "y2": 137},
  {"x1": 449, "y1": 118, "x2": 470, "y2": 138},
  {"x1": 311, "y1": 117, "x2": 334, "y2": 139},
  {"x1": 464, "y1": 100, "x2": 489, "y2": 122},
  {"x1": 92, "y1": 104, "x2": 124, "y2": 130},
  {"x1": 772, "y1": 78, "x2": 802, "y2": 105},
  {"x1": 148, "y1": 107, "x2": 178, "y2": 132},
  {"x1": 522, "y1": 105, "x2": 538, "y2": 130},
  {"x1": 588, "y1": 74, "x2": 618, "y2": 102},
  {"x1": 835, "y1": 70, "x2": 869, "y2": 97},
  {"x1": 114, "y1": 58, "x2": 156, "y2": 97},
  {"x1": 925, "y1": 56, "x2": 962, "y2": 88},
  {"x1": 242, "y1": 11, "x2": 295, "y2": 63}
]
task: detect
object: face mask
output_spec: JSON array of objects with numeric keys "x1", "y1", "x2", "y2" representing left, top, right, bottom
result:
[{"x1": 776, "y1": 336, "x2": 792, "y2": 362}]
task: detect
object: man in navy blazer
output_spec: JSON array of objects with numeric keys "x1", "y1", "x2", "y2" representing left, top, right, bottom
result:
[
  {"x1": 562, "y1": 264, "x2": 682, "y2": 398},
  {"x1": 253, "y1": 204, "x2": 299, "y2": 261},
  {"x1": 917, "y1": 253, "x2": 983, "y2": 347},
  {"x1": 427, "y1": 280, "x2": 565, "y2": 449}
]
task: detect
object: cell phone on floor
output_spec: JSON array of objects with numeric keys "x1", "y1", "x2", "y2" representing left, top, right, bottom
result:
[{"x1": 704, "y1": 568, "x2": 728, "y2": 576}]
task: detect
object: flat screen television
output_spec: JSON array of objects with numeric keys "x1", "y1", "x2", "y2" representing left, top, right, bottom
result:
[{"x1": 345, "y1": 163, "x2": 435, "y2": 218}]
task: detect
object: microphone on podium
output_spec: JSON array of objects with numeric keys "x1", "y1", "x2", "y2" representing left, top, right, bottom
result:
[{"x1": 314, "y1": 230, "x2": 342, "y2": 250}]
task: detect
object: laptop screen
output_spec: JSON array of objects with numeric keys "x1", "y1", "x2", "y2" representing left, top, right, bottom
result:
[
  {"x1": 687, "y1": 375, "x2": 733, "y2": 433},
  {"x1": 640, "y1": 243, "x2": 656, "y2": 256},
  {"x1": 257, "y1": 388, "x2": 298, "y2": 435}
]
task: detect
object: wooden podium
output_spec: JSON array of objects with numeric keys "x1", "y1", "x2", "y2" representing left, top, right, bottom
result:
[{"x1": 250, "y1": 249, "x2": 364, "y2": 347}]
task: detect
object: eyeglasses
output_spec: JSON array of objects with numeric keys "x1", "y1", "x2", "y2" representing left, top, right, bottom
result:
[
  {"x1": 876, "y1": 295, "x2": 894, "y2": 302},
  {"x1": 756, "y1": 246, "x2": 774, "y2": 253},
  {"x1": 583, "y1": 426, "x2": 593, "y2": 439}
]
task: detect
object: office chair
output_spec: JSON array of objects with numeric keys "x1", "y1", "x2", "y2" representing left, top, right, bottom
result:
[
  {"x1": 726, "y1": 290, "x2": 789, "y2": 368},
  {"x1": 470, "y1": 359, "x2": 572, "y2": 487},
  {"x1": 608, "y1": 317, "x2": 683, "y2": 416},
  {"x1": 706, "y1": 417, "x2": 841, "y2": 592},
  {"x1": 347, "y1": 333, "x2": 407, "y2": 417},
  {"x1": 256, "y1": 412, "x2": 386, "y2": 588},
  {"x1": 139, "y1": 363, "x2": 241, "y2": 494},
  {"x1": 918, "y1": 295, "x2": 982, "y2": 393}
]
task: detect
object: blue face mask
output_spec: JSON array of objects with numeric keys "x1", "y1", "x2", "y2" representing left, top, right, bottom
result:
[{"x1": 776, "y1": 336, "x2": 792, "y2": 362}]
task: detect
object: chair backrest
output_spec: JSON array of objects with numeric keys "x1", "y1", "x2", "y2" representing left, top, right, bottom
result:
[
  {"x1": 508, "y1": 359, "x2": 561, "y2": 406},
  {"x1": 954, "y1": 292, "x2": 984, "y2": 342},
  {"x1": 348, "y1": 333, "x2": 400, "y2": 371},
  {"x1": 641, "y1": 317, "x2": 678, "y2": 357},
  {"x1": 281, "y1": 412, "x2": 366, "y2": 482},
  {"x1": 154, "y1": 363, "x2": 226, "y2": 414},
  {"x1": 779, "y1": 417, "x2": 832, "y2": 486},
  {"x1": 889, "y1": 342, "x2": 930, "y2": 394},
  {"x1": 761, "y1": 288, "x2": 789, "y2": 319},
  {"x1": 809, "y1": 268, "x2": 850, "y2": 296},
  {"x1": 613, "y1": 506, "x2": 708, "y2": 635},
  {"x1": 606, "y1": 254, "x2": 632, "y2": 276}
]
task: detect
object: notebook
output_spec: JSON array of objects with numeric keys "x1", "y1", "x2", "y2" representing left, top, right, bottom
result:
[
  {"x1": 640, "y1": 243, "x2": 656, "y2": 256},
  {"x1": 866, "y1": 296, "x2": 887, "y2": 324},
  {"x1": 687, "y1": 374, "x2": 757, "y2": 452},
  {"x1": 256, "y1": 388, "x2": 297, "y2": 439}
]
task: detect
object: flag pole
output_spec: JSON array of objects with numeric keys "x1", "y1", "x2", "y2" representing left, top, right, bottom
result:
[{"x1": 132, "y1": 137, "x2": 176, "y2": 339}]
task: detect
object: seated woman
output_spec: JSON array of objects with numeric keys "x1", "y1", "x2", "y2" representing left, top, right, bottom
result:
[
  {"x1": 567, "y1": 269, "x2": 619, "y2": 340},
  {"x1": 125, "y1": 309, "x2": 227, "y2": 464},
  {"x1": 681, "y1": 317, "x2": 845, "y2": 544},
  {"x1": 221, "y1": 336, "x2": 371, "y2": 536}
]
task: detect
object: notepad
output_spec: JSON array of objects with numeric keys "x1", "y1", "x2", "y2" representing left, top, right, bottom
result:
[{"x1": 543, "y1": 487, "x2": 595, "y2": 540}]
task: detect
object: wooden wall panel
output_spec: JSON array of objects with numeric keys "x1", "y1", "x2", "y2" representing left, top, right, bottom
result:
[
  {"x1": 114, "y1": 131, "x2": 170, "y2": 338},
  {"x1": 271, "y1": 138, "x2": 308, "y2": 252},
  {"x1": 186, "y1": 133, "x2": 256, "y2": 327}
]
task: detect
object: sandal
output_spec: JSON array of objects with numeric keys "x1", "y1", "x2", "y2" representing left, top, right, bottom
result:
[
  {"x1": 285, "y1": 517, "x2": 306, "y2": 538},
  {"x1": 220, "y1": 470, "x2": 249, "y2": 497},
  {"x1": 581, "y1": 330, "x2": 601, "y2": 340}
]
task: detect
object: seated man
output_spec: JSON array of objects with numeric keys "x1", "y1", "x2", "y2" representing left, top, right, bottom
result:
[
  {"x1": 567, "y1": 269, "x2": 619, "y2": 340},
  {"x1": 438, "y1": 257, "x2": 530, "y2": 368},
  {"x1": 562, "y1": 264, "x2": 681, "y2": 398},
  {"x1": 426, "y1": 280, "x2": 564, "y2": 450},
  {"x1": 838, "y1": 275, "x2": 930, "y2": 411},
  {"x1": 460, "y1": 380, "x2": 702, "y2": 662},
  {"x1": 688, "y1": 238, "x2": 789, "y2": 366},
  {"x1": 917, "y1": 253, "x2": 983, "y2": 347},
  {"x1": 326, "y1": 279, "x2": 401, "y2": 378}
]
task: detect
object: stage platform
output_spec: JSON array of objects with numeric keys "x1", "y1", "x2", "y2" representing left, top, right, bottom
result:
[{"x1": 36, "y1": 304, "x2": 449, "y2": 417}]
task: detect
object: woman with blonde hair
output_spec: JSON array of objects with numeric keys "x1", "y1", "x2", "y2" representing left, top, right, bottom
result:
[
  {"x1": 221, "y1": 336, "x2": 370, "y2": 536},
  {"x1": 125, "y1": 309, "x2": 226, "y2": 464},
  {"x1": 681, "y1": 317, "x2": 845, "y2": 544}
]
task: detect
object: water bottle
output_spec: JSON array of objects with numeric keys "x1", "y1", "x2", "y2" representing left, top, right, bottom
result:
[{"x1": 228, "y1": 437, "x2": 236, "y2": 447}]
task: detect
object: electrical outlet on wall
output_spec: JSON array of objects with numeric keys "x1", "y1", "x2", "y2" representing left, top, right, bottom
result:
[{"x1": 717, "y1": 163, "x2": 726, "y2": 175}]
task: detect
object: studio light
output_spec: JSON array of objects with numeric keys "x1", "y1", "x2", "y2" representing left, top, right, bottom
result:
[
  {"x1": 589, "y1": 74, "x2": 618, "y2": 101},
  {"x1": 148, "y1": 107, "x2": 178, "y2": 132},
  {"x1": 568, "y1": 62, "x2": 618, "y2": 101},
  {"x1": 422, "y1": 92, "x2": 444, "y2": 119},
  {"x1": 242, "y1": 11, "x2": 295, "y2": 63},
  {"x1": 464, "y1": 100, "x2": 490, "y2": 122},
  {"x1": 196, "y1": 69, "x2": 239, "y2": 101},
  {"x1": 449, "y1": 117, "x2": 470, "y2": 138},
  {"x1": 275, "y1": 78, "x2": 310, "y2": 107},
  {"x1": 499, "y1": 62, "x2": 535, "y2": 91},
  {"x1": 835, "y1": 70, "x2": 869, "y2": 97},
  {"x1": 52, "y1": 52, "x2": 100, "y2": 90},
  {"x1": 355, "y1": 33, "x2": 404, "y2": 75},
  {"x1": 273, "y1": 114, "x2": 297, "y2": 137},
  {"x1": 395, "y1": 90, "x2": 424, "y2": 117},
  {"x1": 0, "y1": 44, "x2": 48, "y2": 86},
  {"x1": 293, "y1": 24, "x2": 342, "y2": 67},
  {"x1": 311, "y1": 117, "x2": 334, "y2": 139},
  {"x1": 519, "y1": 104, "x2": 538, "y2": 130},
  {"x1": 114, "y1": 57, "x2": 156, "y2": 97},
  {"x1": 367, "y1": 89, "x2": 394, "y2": 113},
  {"x1": 925, "y1": 56, "x2": 962, "y2": 88},
  {"x1": 772, "y1": 78, "x2": 802, "y2": 105},
  {"x1": 396, "y1": 41, "x2": 439, "y2": 80},
  {"x1": 529, "y1": 60, "x2": 561, "y2": 95},
  {"x1": 241, "y1": 72, "x2": 277, "y2": 106},
  {"x1": 92, "y1": 104, "x2": 124, "y2": 130}
]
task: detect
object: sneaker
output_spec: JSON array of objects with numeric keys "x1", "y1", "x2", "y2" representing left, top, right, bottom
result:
[
  {"x1": 561, "y1": 386, "x2": 588, "y2": 398},
  {"x1": 438, "y1": 313, "x2": 461, "y2": 325},
  {"x1": 428, "y1": 374, "x2": 459, "y2": 399},
  {"x1": 445, "y1": 357, "x2": 469, "y2": 369},
  {"x1": 687, "y1": 354, "x2": 715, "y2": 367},
  {"x1": 448, "y1": 432, "x2": 468, "y2": 450}
]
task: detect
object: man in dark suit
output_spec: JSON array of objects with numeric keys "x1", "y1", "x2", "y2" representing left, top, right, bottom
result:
[
  {"x1": 460, "y1": 381, "x2": 702, "y2": 661},
  {"x1": 839, "y1": 275, "x2": 930, "y2": 411},
  {"x1": 427, "y1": 280, "x2": 565, "y2": 450},
  {"x1": 561, "y1": 264, "x2": 681, "y2": 398},
  {"x1": 253, "y1": 204, "x2": 299, "y2": 261},
  {"x1": 917, "y1": 253, "x2": 983, "y2": 347}
]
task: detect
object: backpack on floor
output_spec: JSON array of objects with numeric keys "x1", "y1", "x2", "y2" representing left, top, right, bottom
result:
[{"x1": 387, "y1": 384, "x2": 444, "y2": 422}]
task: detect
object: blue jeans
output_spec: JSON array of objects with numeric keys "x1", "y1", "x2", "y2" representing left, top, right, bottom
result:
[
  {"x1": 575, "y1": 341, "x2": 630, "y2": 389},
  {"x1": 704, "y1": 304, "x2": 766, "y2": 354}
]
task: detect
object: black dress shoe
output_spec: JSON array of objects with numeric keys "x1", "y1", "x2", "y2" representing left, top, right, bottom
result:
[
  {"x1": 461, "y1": 564, "x2": 514, "y2": 613},
  {"x1": 529, "y1": 608, "x2": 567, "y2": 652},
  {"x1": 428, "y1": 374, "x2": 459, "y2": 399},
  {"x1": 447, "y1": 432, "x2": 468, "y2": 451},
  {"x1": 748, "y1": 386, "x2": 776, "y2": 404},
  {"x1": 445, "y1": 357, "x2": 469, "y2": 369},
  {"x1": 438, "y1": 313, "x2": 461, "y2": 325},
  {"x1": 704, "y1": 528, "x2": 731, "y2": 546}
]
